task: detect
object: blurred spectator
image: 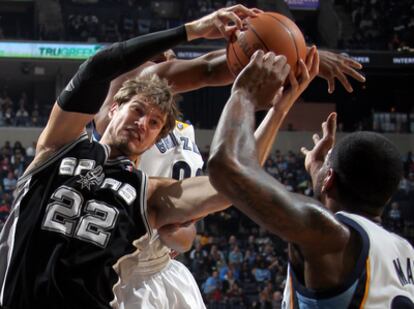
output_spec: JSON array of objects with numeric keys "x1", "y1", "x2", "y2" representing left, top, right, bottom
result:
[
  {"x1": 252, "y1": 260, "x2": 271, "y2": 284},
  {"x1": 3, "y1": 171, "x2": 17, "y2": 194},
  {"x1": 190, "y1": 242, "x2": 208, "y2": 280},
  {"x1": 228, "y1": 245, "x2": 243, "y2": 268},
  {"x1": 271, "y1": 290, "x2": 283, "y2": 309},
  {"x1": 26, "y1": 141, "x2": 36, "y2": 163},
  {"x1": 386, "y1": 201, "x2": 404, "y2": 234},
  {"x1": 15, "y1": 104, "x2": 30, "y2": 127},
  {"x1": 202, "y1": 269, "x2": 222, "y2": 301}
]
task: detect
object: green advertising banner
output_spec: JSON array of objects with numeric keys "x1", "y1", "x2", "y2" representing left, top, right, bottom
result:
[{"x1": 0, "y1": 42, "x2": 105, "y2": 59}]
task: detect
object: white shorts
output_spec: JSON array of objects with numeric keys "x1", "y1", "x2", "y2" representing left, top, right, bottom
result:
[{"x1": 113, "y1": 260, "x2": 206, "y2": 309}]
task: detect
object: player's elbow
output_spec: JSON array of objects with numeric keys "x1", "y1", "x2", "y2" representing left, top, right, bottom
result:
[{"x1": 208, "y1": 149, "x2": 242, "y2": 193}]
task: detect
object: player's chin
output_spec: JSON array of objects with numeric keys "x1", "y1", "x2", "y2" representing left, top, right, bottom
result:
[{"x1": 127, "y1": 141, "x2": 147, "y2": 156}]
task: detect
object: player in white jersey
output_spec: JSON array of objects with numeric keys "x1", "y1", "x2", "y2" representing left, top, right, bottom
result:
[
  {"x1": 283, "y1": 211, "x2": 414, "y2": 308},
  {"x1": 208, "y1": 49, "x2": 413, "y2": 309},
  {"x1": 111, "y1": 120, "x2": 206, "y2": 309},
  {"x1": 138, "y1": 121, "x2": 204, "y2": 179}
]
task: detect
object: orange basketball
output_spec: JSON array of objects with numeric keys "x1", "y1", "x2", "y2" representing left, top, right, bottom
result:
[{"x1": 226, "y1": 12, "x2": 307, "y2": 76}]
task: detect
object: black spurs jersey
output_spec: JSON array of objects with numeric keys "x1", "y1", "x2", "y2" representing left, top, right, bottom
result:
[{"x1": 0, "y1": 133, "x2": 151, "y2": 309}]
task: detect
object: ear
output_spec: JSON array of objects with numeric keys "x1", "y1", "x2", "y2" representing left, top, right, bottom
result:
[
  {"x1": 108, "y1": 102, "x2": 119, "y2": 119},
  {"x1": 321, "y1": 168, "x2": 335, "y2": 193}
]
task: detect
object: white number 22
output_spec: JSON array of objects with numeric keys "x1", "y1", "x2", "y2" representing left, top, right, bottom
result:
[{"x1": 42, "y1": 186, "x2": 119, "y2": 248}]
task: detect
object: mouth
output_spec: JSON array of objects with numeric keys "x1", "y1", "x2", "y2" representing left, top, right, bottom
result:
[{"x1": 124, "y1": 128, "x2": 141, "y2": 143}]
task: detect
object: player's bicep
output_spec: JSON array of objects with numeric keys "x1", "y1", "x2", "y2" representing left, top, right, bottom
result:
[{"x1": 37, "y1": 103, "x2": 93, "y2": 153}]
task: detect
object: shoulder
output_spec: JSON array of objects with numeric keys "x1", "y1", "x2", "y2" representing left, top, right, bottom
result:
[{"x1": 174, "y1": 121, "x2": 195, "y2": 141}]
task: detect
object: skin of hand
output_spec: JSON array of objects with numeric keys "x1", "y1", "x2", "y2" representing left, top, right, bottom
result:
[
  {"x1": 231, "y1": 50, "x2": 291, "y2": 111},
  {"x1": 301, "y1": 112, "x2": 337, "y2": 182},
  {"x1": 318, "y1": 50, "x2": 366, "y2": 93},
  {"x1": 273, "y1": 45, "x2": 320, "y2": 116},
  {"x1": 185, "y1": 5, "x2": 262, "y2": 41}
]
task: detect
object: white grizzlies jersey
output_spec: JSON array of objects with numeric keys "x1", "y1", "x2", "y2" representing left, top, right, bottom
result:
[
  {"x1": 112, "y1": 121, "x2": 206, "y2": 309},
  {"x1": 138, "y1": 121, "x2": 204, "y2": 179},
  {"x1": 283, "y1": 211, "x2": 414, "y2": 309}
]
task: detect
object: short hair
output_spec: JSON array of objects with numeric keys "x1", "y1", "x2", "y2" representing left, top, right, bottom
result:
[
  {"x1": 329, "y1": 131, "x2": 403, "y2": 209},
  {"x1": 113, "y1": 74, "x2": 180, "y2": 140}
]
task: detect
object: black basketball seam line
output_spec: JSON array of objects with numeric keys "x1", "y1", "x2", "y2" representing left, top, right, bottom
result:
[
  {"x1": 265, "y1": 13, "x2": 300, "y2": 64},
  {"x1": 230, "y1": 39, "x2": 245, "y2": 75},
  {"x1": 248, "y1": 23, "x2": 270, "y2": 53}
]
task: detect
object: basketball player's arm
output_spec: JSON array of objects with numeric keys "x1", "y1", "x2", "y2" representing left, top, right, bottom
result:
[
  {"x1": 145, "y1": 92, "x2": 294, "y2": 230},
  {"x1": 93, "y1": 49, "x2": 232, "y2": 136},
  {"x1": 208, "y1": 50, "x2": 350, "y2": 255},
  {"x1": 255, "y1": 47, "x2": 318, "y2": 164},
  {"x1": 158, "y1": 220, "x2": 197, "y2": 253},
  {"x1": 35, "y1": 5, "x2": 259, "y2": 154},
  {"x1": 147, "y1": 175, "x2": 229, "y2": 229},
  {"x1": 318, "y1": 49, "x2": 365, "y2": 93},
  {"x1": 140, "y1": 49, "x2": 234, "y2": 93}
]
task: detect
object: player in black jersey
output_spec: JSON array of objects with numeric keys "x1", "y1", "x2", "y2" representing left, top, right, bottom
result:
[{"x1": 0, "y1": 5, "x2": 262, "y2": 309}]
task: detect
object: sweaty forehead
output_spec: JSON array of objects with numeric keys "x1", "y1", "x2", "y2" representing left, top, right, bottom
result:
[{"x1": 129, "y1": 94, "x2": 166, "y2": 119}]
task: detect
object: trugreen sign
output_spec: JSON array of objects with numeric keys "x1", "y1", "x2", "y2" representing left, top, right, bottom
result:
[{"x1": 0, "y1": 42, "x2": 105, "y2": 59}]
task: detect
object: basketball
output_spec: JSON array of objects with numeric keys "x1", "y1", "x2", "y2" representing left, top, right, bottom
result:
[{"x1": 226, "y1": 12, "x2": 307, "y2": 76}]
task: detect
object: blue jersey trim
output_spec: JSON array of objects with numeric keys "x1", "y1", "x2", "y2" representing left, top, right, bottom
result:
[
  {"x1": 90, "y1": 120, "x2": 102, "y2": 142},
  {"x1": 289, "y1": 212, "x2": 370, "y2": 299}
]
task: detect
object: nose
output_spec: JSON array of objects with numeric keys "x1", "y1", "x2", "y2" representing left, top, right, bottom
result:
[{"x1": 134, "y1": 116, "x2": 149, "y2": 132}]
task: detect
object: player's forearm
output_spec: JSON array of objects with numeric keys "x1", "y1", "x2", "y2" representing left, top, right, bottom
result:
[
  {"x1": 146, "y1": 49, "x2": 232, "y2": 94},
  {"x1": 209, "y1": 90, "x2": 260, "y2": 200},
  {"x1": 83, "y1": 26, "x2": 187, "y2": 82},
  {"x1": 200, "y1": 49, "x2": 234, "y2": 87},
  {"x1": 254, "y1": 107, "x2": 286, "y2": 166}
]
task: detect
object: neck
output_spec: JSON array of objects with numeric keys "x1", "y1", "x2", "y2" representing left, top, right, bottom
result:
[
  {"x1": 100, "y1": 135, "x2": 141, "y2": 167},
  {"x1": 325, "y1": 198, "x2": 383, "y2": 224}
]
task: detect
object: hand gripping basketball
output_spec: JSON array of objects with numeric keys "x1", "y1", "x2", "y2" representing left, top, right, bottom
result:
[
  {"x1": 185, "y1": 5, "x2": 261, "y2": 41},
  {"x1": 232, "y1": 50, "x2": 291, "y2": 111}
]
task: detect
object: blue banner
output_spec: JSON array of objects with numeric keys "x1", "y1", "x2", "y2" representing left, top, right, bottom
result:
[{"x1": 285, "y1": 0, "x2": 319, "y2": 10}]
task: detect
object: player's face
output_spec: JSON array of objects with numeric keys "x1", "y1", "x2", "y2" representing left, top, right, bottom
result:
[{"x1": 109, "y1": 94, "x2": 167, "y2": 157}]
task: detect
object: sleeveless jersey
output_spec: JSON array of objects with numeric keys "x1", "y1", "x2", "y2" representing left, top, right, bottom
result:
[
  {"x1": 138, "y1": 121, "x2": 204, "y2": 179},
  {"x1": 282, "y1": 211, "x2": 414, "y2": 309},
  {"x1": 0, "y1": 133, "x2": 151, "y2": 309},
  {"x1": 112, "y1": 121, "x2": 206, "y2": 308}
]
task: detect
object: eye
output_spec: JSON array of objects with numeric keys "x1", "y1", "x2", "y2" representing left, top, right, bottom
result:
[{"x1": 150, "y1": 119, "x2": 161, "y2": 127}]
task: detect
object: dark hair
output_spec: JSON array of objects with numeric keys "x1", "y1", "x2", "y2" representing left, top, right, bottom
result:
[{"x1": 329, "y1": 131, "x2": 402, "y2": 209}]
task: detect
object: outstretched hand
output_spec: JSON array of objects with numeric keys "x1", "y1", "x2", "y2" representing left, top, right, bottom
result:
[
  {"x1": 318, "y1": 50, "x2": 365, "y2": 93},
  {"x1": 301, "y1": 113, "x2": 337, "y2": 176},
  {"x1": 185, "y1": 5, "x2": 262, "y2": 41}
]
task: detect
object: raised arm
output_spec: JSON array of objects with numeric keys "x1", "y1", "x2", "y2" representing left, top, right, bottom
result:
[
  {"x1": 255, "y1": 46, "x2": 318, "y2": 165},
  {"x1": 208, "y1": 50, "x2": 349, "y2": 254},
  {"x1": 35, "y1": 5, "x2": 259, "y2": 157},
  {"x1": 140, "y1": 49, "x2": 234, "y2": 93},
  {"x1": 146, "y1": 48, "x2": 321, "y2": 231}
]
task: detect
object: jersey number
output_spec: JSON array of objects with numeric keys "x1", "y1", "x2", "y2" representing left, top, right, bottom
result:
[
  {"x1": 42, "y1": 186, "x2": 119, "y2": 248},
  {"x1": 172, "y1": 161, "x2": 202, "y2": 180}
]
